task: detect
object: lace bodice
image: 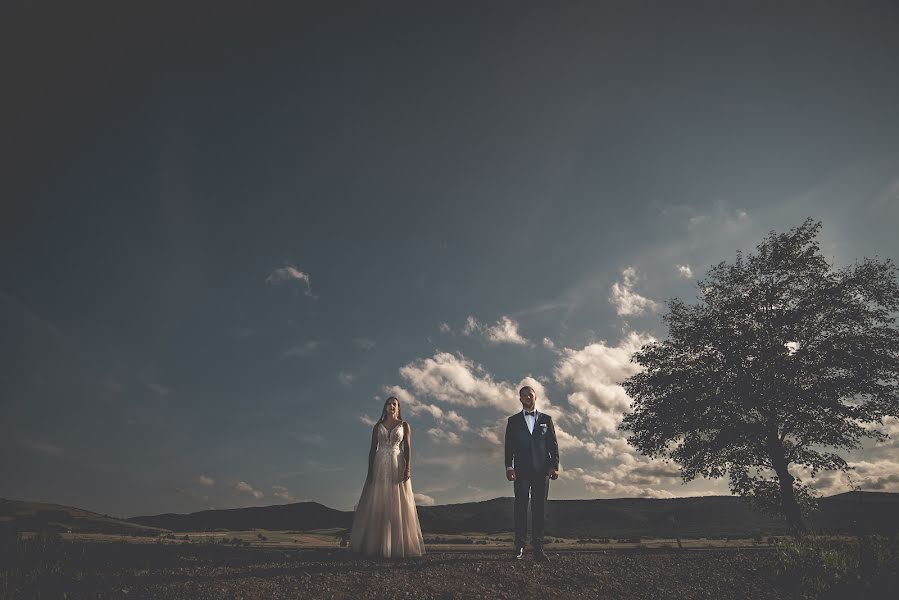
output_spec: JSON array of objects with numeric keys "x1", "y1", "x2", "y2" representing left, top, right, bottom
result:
[{"x1": 377, "y1": 422, "x2": 405, "y2": 452}]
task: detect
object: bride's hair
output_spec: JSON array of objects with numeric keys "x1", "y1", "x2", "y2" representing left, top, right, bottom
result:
[{"x1": 379, "y1": 396, "x2": 403, "y2": 423}]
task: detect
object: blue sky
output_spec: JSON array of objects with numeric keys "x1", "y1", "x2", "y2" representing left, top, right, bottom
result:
[{"x1": 2, "y1": 1, "x2": 898, "y2": 516}]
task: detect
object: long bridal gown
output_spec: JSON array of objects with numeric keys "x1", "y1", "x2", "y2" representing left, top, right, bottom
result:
[{"x1": 349, "y1": 421, "x2": 426, "y2": 558}]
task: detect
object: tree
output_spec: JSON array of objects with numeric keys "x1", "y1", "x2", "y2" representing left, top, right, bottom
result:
[{"x1": 620, "y1": 219, "x2": 899, "y2": 535}]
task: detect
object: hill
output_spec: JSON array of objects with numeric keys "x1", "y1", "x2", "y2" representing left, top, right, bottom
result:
[
  {"x1": 0, "y1": 499, "x2": 165, "y2": 536},
  {"x1": 420, "y1": 492, "x2": 899, "y2": 537},
  {"x1": 127, "y1": 501, "x2": 352, "y2": 532},
  {"x1": 5, "y1": 491, "x2": 898, "y2": 538}
]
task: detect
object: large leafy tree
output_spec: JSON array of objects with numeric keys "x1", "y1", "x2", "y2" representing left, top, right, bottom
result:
[{"x1": 620, "y1": 219, "x2": 899, "y2": 535}]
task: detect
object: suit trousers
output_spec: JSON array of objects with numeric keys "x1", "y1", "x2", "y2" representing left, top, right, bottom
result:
[{"x1": 513, "y1": 472, "x2": 549, "y2": 550}]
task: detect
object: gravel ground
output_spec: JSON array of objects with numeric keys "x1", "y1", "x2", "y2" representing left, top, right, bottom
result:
[{"x1": 103, "y1": 548, "x2": 786, "y2": 600}]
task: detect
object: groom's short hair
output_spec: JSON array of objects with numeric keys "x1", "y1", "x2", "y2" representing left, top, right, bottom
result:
[{"x1": 519, "y1": 385, "x2": 536, "y2": 396}]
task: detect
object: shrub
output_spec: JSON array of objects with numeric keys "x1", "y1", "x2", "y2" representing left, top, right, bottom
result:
[
  {"x1": 0, "y1": 529, "x2": 96, "y2": 598},
  {"x1": 774, "y1": 535, "x2": 899, "y2": 599}
]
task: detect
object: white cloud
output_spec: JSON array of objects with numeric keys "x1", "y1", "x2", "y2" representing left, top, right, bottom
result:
[
  {"x1": 385, "y1": 358, "x2": 564, "y2": 454},
  {"x1": 805, "y1": 458, "x2": 899, "y2": 495},
  {"x1": 195, "y1": 475, "x2": 215, "y2": 487},
  {"x1": 462, "y1": 316, "x2": 480, "y2": 336},
  {"x1": 554, "y1": 331, "x2": 654, "y2": 433},
  {"x1": 428, "y1": 428, "x2": 462, "y2": 445},
  {"x1": 881, "y1": 417, "x2": 899, "y2": 436},
  {"x1": 462, "y1": 315, "x2": 531, "y2": 346},
  {"x1": 353, "y1": 337, "x2": 376, "y2": 350},
  {"x1": 359, "y1": 414, "x2": 377, "y2": 427},
  {"x1": 676, "y1": 264, "x2": 693, "y2": 279},
  {"x1": 398, "y1": 352, "x2": 520, "y2": 413},
  {"x1": 438, "y1": 322, "x2": 451, "y2": 334},
  {"x1": 609, "y1": 267, "x2": 662, "y2": 316},
  {"x1": 234, "y1": 481, "x2": 264, "y2": 499},
  {"x1": 397, "y1": 354, "x2": 559, "y2": 417},
  {"x1": 554, "y1": 429, "x2": 632, "y2": 461},
  {"x1": 568, "y1": 461, "x2": 694, "y2": 499},
  {"x1": 338, "y1": 371, "x2": 356, "y2": 387},
  {"x1": 440, "y1": 410, "x2": 470, "y2": 431},
  {"x1": 484, "y1": 316, "x2": 530, "y2": 345},
  {"x1": 272, "y1": 485, "x2": 296, "y2": 502},
  {"x1": 283, "y1": 341, "x2": 320, "y2": 358},
  {"x1": 265, "y1": 266, "x2": 313, "y2": 296},
  {"x1": 382, "y1": 385, "x2": 471, "y2": 431},
  {"x1": 478, "y1": 425, "x2": 503, "y2": 446},
  {"x1": 542, "y1": 337, "x2": 556, "y2": 350},
  {"x1": 414, "y1": 492, "x2": 436, "y2": 506}
]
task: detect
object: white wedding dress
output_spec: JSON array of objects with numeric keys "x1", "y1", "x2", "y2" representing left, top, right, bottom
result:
[{"x1": 349, "y1": 422, "x2": 426, "y2": 558}]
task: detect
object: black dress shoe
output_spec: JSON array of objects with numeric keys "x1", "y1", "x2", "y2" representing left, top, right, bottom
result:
[
  {"x1": 534, "y1": 550, "x2": 550, "y2": 562},
  {"x1": 515, "y1": 547, "x2": 525, "y2": 560}
]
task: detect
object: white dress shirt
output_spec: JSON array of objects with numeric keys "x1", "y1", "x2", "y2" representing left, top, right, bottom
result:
[{"x1": 523, "y1": 408, "x2": 538, "y2": 434}]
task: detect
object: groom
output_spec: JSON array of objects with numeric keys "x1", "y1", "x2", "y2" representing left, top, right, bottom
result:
[{"x1": 504, "y1": 385, "x2": 559, "y2": 562}]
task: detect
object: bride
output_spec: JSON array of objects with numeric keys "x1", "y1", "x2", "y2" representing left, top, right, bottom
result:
[{"x1": 349, "y1": 396, "x2": 425, "y2": 558}]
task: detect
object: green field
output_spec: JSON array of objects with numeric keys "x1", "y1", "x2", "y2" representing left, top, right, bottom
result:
[{"x1": 33, "y1": 528, "x2": 783, "y2": 551}]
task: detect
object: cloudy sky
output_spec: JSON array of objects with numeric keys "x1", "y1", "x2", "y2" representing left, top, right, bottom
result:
[{"x1": 2, "y1": 1, "x2": 898, "y2": 516}]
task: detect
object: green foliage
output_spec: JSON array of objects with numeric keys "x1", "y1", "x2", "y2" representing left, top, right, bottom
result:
[
  {"x1": 774, "y1": 535, "x2": 899, "y2": 599},
  {"x1": 621, "y1": 219, "x2": 899, "y2": 534},
  {"x1": 729, "y1": 468, "x2": 819, "y2": 519},
  {"x1": 422, "y1": 536, "x2": 475, "y2": 544},
  {"x1": 0, "y1": 528, "x2": 97, "y2": 599}
]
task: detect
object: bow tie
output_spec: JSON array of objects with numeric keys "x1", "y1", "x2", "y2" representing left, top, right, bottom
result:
[{"x1": 525, "y1": 411, "x2": 536, "y2": 416}]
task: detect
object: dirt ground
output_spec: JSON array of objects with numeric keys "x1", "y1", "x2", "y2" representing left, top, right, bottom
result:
[{"x1": 78, "y1": 547, "x2": 786, "y2": 600}]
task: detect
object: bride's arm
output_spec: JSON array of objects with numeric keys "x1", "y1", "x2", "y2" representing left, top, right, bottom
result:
[
  {"x1": 402, "y1": 422, "x2": 412, "y2": 482},
  {"x1": 366, "y1": 425, "x2": 378, "y2": 483}
]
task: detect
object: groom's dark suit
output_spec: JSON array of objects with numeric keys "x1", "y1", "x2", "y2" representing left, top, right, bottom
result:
[{"x1": 504, "y1": 410, "x2": 559, "y2": 551}]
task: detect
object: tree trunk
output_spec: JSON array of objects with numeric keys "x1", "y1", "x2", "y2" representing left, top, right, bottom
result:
[{"x1": 767, "y1": 433, "x2": 805, "y2": 537}]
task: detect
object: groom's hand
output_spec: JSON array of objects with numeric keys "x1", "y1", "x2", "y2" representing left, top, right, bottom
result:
[
  {"x1": 506, "y1": 469, "x2": 516, "y2": 482},
  {"x1": 548, "y1": 468, "x2": 559, "y2": 480}
]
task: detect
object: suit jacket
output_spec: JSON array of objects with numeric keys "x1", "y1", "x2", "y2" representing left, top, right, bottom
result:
[{"x1": 504, "y1": 411, "x2": 560, "y2": 477}]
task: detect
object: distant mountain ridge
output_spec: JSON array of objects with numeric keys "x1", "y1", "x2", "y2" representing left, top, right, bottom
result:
[
  {"x1": 0, "y1": 499, "x2": 164, "y2": 536},
  {"x1": 4, "y1": 492, "x2": 897, "y2": 538},
  {"x1": 126, "y1": 490, "x2": 899, "y2": 537},
  {"x1": 415, "y1": 491, "x2": 899, "y2": 538},
  {"x1": 128, "y1": 501, "x2": 350, "y2": 532}
]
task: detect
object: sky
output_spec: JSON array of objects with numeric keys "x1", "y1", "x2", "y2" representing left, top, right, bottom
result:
[{"x1": 2, "y1": 1, "x2": 898, "y2": 517}]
